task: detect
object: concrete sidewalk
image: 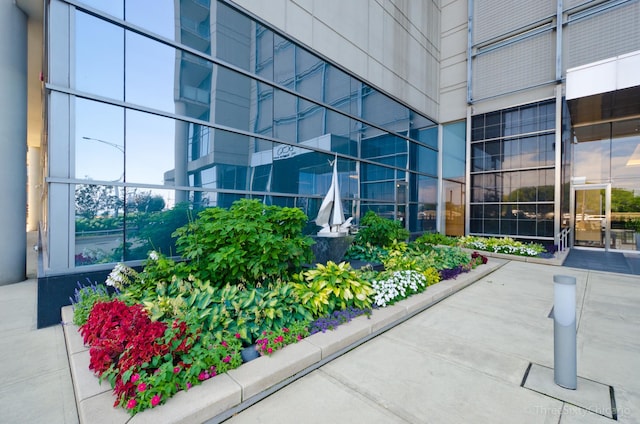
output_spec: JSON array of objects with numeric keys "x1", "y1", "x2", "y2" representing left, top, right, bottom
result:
[
  {"x1": 0, "y1": 279, "x2": 78, "y2": 424},
  {"x1": 224, "y1": 261, "x2": 640, "y2": 423}
]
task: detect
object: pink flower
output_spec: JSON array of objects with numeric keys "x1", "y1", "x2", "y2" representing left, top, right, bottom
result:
[
  {"x1": 186, "y1": 382, "x2": 192, "y2": 389},
  {"x1": 234, "y1": 333, "x2": 241, "y2": 339},
  {"x1": 222, "y1": 355, "x2": 231, "y2": 363},
  {"x1": 198, "y1": 372, "x2": 209, "y2": 381},
  {"x1": 173, "y1": 366, "x2": 181, "y2": 374},
  {"x1": 151, "y1": 394, "x2": 161, "y2": 407},
  {"x1": 221, "y1": 341, "x2": 228, "y2": 348},
  {"x1": 131, "y1": 373, "x2": 140, "y2": 383},
  {"x1": 267, "y1": 347, "x2": 273, "y2": 354},
  {"x1": 283, "y1": 327, "x2": 290, "y2": 333},
  {"x1": 275, "y1": 336, "x2": 284, "y2": 343},
  {"x1": 137, "y1": 382, "x2": 147, "y2": 392},
  {"x1": 126, "y1": 398, "x2": 137, "y2": 409}
]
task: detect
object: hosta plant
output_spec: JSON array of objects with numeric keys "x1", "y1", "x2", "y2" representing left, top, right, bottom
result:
[{"x1": 293, "y1": 261, "x2": 374, "y2": 317}]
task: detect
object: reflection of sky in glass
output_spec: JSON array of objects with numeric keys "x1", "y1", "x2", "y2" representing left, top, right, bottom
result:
[
  {"x1": 125, "y1": 32, "x2": 176, "y2": 112},
  {"x1": 75, "y1": 99, "x2": 124, "y2": 181},
  {"x1": 125, "y1": 110, "x2": 176, "y2": 185}
]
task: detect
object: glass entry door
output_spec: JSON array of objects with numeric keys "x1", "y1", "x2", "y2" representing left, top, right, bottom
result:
[{"x1": 572, "y1": 184, "x2": 611, "y2": 249}]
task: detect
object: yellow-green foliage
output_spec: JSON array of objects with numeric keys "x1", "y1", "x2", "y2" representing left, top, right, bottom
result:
[
  {"x1": 293, "y1": 261, "x2": 374, "y2": 317},
  {"x1": 422, "y1": 267, "x2": 441, "y2": 286}
]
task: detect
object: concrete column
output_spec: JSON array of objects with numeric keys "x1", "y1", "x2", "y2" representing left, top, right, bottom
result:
[{"x1": 0, "y1": 2, "x2": 27, "y2": 285}]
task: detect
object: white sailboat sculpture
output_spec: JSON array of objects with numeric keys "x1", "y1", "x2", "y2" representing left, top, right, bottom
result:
[{"x1": 315, "y1": 158, "x2": 352, "y2": 237}]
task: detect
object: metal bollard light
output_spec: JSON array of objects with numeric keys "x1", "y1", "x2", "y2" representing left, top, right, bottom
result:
[{"x1": 553, "y1": 274, "x2": 577, "y2": 390}]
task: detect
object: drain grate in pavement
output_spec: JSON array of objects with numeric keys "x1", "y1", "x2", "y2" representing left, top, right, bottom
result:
[{"x1": 521, "y1": 363, "x2": 617, "y2": 420}]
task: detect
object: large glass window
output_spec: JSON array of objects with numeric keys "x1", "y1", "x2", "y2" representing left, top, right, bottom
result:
[
  {"x1": 470, "y1": 100, "x2": 555, "y2": 239},
  {"x1": 57, "y1": 0, "x2": 439, "y2": 270}
]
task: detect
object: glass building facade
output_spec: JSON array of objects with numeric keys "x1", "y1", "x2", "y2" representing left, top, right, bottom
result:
[
  {"x1": 470, "y1": 100, "x2": 556, "y2": 239},
  {"x1": 45, "y1": 0, "x2": 441, "y2": 272}
]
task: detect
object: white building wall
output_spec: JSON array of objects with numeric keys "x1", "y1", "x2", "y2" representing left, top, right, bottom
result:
[
  {"x1": 439, "y1": 0, "x2": 468, "y2": 123},
  {"x1": 230, "y1": 0, "x2": 441, "y2": 121}
]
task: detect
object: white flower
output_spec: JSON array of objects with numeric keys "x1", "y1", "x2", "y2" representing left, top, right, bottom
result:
[{"x1": 149, "y1": 250, "x2": 159, "y2": 261}]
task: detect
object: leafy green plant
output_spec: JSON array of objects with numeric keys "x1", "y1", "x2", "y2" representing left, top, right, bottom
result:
[
  {"x1": 293, "y1": 261, "x2": 374, "y2": 317},
  {"x1": 173, "y1": 199, "x2": 314, "y2": 287},
  {"x1": 624, "y1": 218, "x2": 640, "y2": 232},
  {"x1": 414, "y1": 232, "x2": 457, "y2": 246},
  {"x1": 459, "y1": 236, "x2": 545, "y2": 257},
  {"x1": 351, "y1": 210, "x2": 409, "y2": 248},
  {"x1": 254, "y1": 320, "x2": 310, "y2": 355},
  {"x1": 69, "y1": 281, "x2": 112, "y2": 326},
  {"x1": 343, "y1": 243, "x2": 388, "y2": 263}
]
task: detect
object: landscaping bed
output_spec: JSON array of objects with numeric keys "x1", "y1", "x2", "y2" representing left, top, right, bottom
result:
[{"x1": 64, "y1": 200, "x2": 551, "y2": 422}]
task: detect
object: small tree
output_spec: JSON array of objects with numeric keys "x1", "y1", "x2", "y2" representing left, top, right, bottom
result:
[{"x1": 173, "y1": 199, "x2": 314, "y2": 287}]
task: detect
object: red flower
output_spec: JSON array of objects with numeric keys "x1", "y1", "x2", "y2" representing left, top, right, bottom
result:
[{"x1": 151, "y1": 394, "x2": 161, "y2": 407}]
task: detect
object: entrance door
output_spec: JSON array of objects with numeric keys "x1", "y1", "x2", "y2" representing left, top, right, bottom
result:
[{"x1": 572, "y1": 184, "x2": 611, "y2": 250}]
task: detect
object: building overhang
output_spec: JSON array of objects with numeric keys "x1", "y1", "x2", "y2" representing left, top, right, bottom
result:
[{"x1": 566, "y1": 50, "x2": 640, "y2": 128}]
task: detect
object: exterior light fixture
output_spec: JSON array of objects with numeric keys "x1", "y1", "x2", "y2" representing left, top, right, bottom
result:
[{"x1": 553, "y1": 274, "x2": 577, "y2": 390}]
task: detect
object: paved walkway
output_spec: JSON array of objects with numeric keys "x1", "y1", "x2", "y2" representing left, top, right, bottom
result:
[
  {"x1": 223, "y1": 261, "x2": 640, "y2": 423},
  {"x1": 1, "y1": 255, "x2": 639, "y2": 423}
]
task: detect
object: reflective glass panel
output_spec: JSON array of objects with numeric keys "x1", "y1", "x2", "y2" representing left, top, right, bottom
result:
[
  {"x1": 78, "y1": 0, "x2": 123, "y2": 18},
  {"x1": 442, "y1": 122, "x2": 466, "y2": 179},
  {"x1": 75, "y1": 183, "x2": 124, "y2": 266},
  {"x1": 75, "y1": 99, "x2": 124, "y2": 182},
  {"x1": 125, "y1": 31, "x2": 177, "y2": 113},
  {"x1": 362, "y1": 86, "x2": 410, "y2": 134},
  {"x1": 125, "y1": 110, "x2": 176, "y2": 185},
  {"x1": 75, "y1": 12, "x2": 124, "y2": 100},
  {"x1": 125, "y1": 0, "x2": 175, "y2": 39},
  {"x1": 124, "y1": 188, "x2": 190, "y2": 260}
]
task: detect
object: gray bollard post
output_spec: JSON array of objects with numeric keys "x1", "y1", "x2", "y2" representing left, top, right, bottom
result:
[{"x1": 553, "y1": 274, "x2": 577, "y2": 390}]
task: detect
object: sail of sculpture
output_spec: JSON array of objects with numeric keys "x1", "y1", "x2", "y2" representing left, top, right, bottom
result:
[{"x1": 316, "y1": 158, "x2": 351, "y2": 235}]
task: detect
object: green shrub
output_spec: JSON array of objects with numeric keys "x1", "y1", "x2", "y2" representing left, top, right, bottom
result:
[
  {"x1": 414, "y1": 232, "x2": 457, "y2": 247},
  {"x1": 345, "y1": 211, "x2": 409, "y2": 260},
  {"x1": 293, "y1": 261, "x2": 374, "y2": 317},
  {"x1": 353, "y1": 211, "x2": 409, "y2": 248},
  {"x1": 173, "y1": 199, "x2": 314, "y2": 287},
  {"x1": 343, "y1": 243, "x2": 388, "y2": 263}
]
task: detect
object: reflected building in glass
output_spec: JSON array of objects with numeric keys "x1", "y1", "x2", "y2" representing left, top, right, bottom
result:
[
  {"x1": 45, "y1": 0, "x2": 441, "y2": 275},
  {"x1": 3, "y1": 0, "x2": 639, "y2": 325}
]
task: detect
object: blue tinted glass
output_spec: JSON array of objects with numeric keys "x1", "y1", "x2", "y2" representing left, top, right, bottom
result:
[
  {"x1": 415, "y1": 127, "x2": 438, "y2": 149},
  {"x1": 362, "y1": 87, "x2": 410, "y2": 134},
  {"x1": 125, "y1": 0, "x2": 175, "y2": 39},
  {"x1": 125, "y1": 31, "x2": 176, "y2": 112},
  {"x1": 79, "y1": 0, "x2": 123, "y2": 18},
  {"x1": 75, "y1": 12, "x2": 124, "y2": 100},
  {"x1": 125, "y1": 110, "x2": 176, "y2": 185},
  {"x1": 442, "y1": 121, "x2": 466, "y2": 179},
  {"x1": 75, "y1": 99, "x2": 124, "y2": 182},
  {"x1": 411, "y1": 144, "x2": 437, "y2": 175}
]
